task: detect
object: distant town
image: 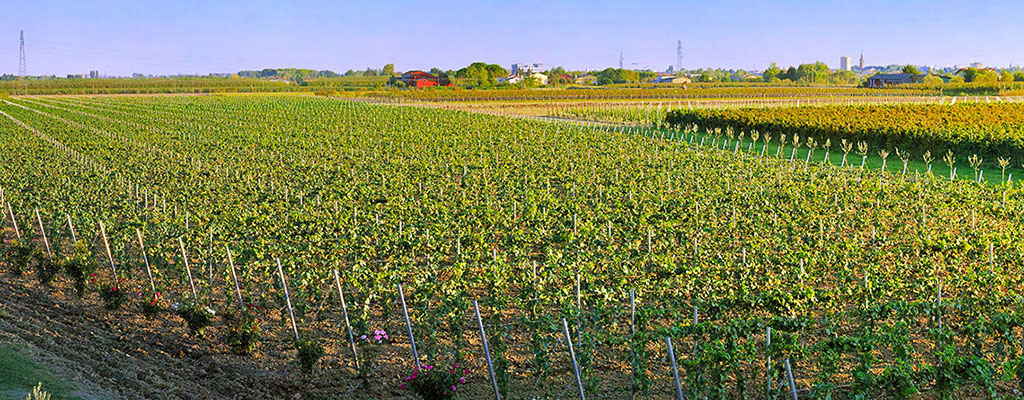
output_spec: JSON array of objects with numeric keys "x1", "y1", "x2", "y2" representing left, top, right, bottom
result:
[{"x1": 4, "y1": 57, "x2": 1022, "y2": 89}]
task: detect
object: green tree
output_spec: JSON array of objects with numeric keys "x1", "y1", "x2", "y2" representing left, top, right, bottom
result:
[
  {"x1": 382, "y1": 64, "x2": 395, "y2": 76},
  {"x1": 829, "y1": 70, "x2": 861, "y2": 85},
  {"x1": 794, "y1": 62, "x2": 830, "y2": 84},
  {"x1": 974, "y1": 70, "x2": 999, "y2": 83},
  {"x1": 901, "y1": 65, "x2": 921, "y2": 74},
  {"x1": 596, "y1": 68, "x2": 638, "y2": 85},
  {"x1": 962, "y1": 67, "x2": 979, "y2": 82},
  {"x1": 1015, "y1": 71, "x2": 1024, "y2": 82},
  {"x1": 783, "y1": 67, "x2": 798, "y2": 81},
  {"x1": 763, "y1": 63, "x2": 783, "y2": 82},
  {"x1": 922, "y1": 74, "x2": 944, "y2": 85},
  {"x1": 454, "y1": 62, "x2": 508, "y2": 87},
  {"x1": 1000, "y1": 71, "x2": 1015, "y2": 83}
]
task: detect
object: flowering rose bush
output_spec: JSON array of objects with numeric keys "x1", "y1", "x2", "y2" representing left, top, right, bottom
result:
[
  {"x1": 98, "y1": 280, "x2": 128, "y2": 310},
  {"x1": 354, "y1": 328, "x2": 391, "y2": 376},
  {"x1": 224, "y1": 312, "x2": 260, "y2": 355},
  {"x1": 401, "y1": 362, "x2": 469, "y2": 400},
  {"x1": 361, "y1": 329, "x2": 390, "y2": 344},
  {"x1": 4, "y1": 239, "x2": 35, "y2": 275},
  {"x1": 176, "y1": 303, "x2": 215, "y2": 336},
  {"x1": 139, "y1": 291, "x2": 162, "y2": 318}
]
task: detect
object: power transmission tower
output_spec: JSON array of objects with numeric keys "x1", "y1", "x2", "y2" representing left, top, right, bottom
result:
[
  {"x1": 619, "y1": 50, "x2": 624, "y2": 69},
  {"x1": 19, "y1": 30, "x2": 27, "y2": 77},
  {"x1": 676, "y1": 39, "x2": 682, "y2": 72}
]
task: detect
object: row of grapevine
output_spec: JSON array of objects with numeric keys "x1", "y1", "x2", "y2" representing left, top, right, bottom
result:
[{"x1": 1, "y1": 94, "x2": 1023, "y2": 398}]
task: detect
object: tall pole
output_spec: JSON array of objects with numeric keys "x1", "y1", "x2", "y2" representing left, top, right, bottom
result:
[
  {"x1": 19, "y1": 30, "x2": 27, "y2": 78},
  {"x1": 676, "y1": 39, "x2": 683, "y2": 72}
]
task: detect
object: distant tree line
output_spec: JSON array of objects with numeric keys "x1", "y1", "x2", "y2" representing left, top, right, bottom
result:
[{"x1": 763, "y1": 62, "x2": 859, "y2": 84}]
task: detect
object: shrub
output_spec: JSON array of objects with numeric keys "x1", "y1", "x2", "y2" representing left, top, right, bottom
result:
[
  {"x1": 355, "y1": 329, "x2": 391, "y2": 376},
  {"x1": 139, "y1": 292, "x2": 162, "y2": 318},
  {"x1": 25, "y1": 382, "x2": 51, "y2": 400},
  {"x1": 401, "y1": 363, "x2": 469, "y2": 400},
  {"x1": 61, "y1": 241, "x2": 94, "y2": 297},
  {"x1": 175, "y1": 303, "x2": 215, "y2": 336},
  {"x1": 34, "y1": 255, "x2": 61, "y2": 286},
  {"x1": 224, "y1": 313, "x2": 260, "y2": 355},
  {"x1": 98, "y1": 281, "x2": 128, "y2": 310},
  {"x1": 295, "y1": 337, "x2": 324, "y2": 374},
  {"x1": 4, "y1": 239, "x2": 35, "y2": 275}
]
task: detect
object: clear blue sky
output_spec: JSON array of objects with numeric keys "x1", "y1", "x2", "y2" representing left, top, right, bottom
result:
[{"x1": 3, "y1": 0, "x2": 1023, "y2": 76}]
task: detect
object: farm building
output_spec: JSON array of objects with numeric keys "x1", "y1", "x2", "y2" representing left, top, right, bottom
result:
[
  {"x1": 865, "y1": 73, "x2": 925, "y2": 88},
  {"x1": 498, "y1": 72, "x2": 548, "y2": 85},
  {"x1": 652, "y1": 75, "x2": 692, "y2": 84},
  {"x1": 400, "y1": 70, "x2": 453, "y2": 88}
]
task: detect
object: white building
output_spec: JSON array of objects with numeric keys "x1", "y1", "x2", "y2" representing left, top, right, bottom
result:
[
  {"x1": 840, "y1": 56, "x2": 851, "y2": 72},
  {"x1": 530, "y1": 72, "x2": 548, "y2": 85},
  {"x1": 511, "y1": 63, "x2": 544, "y2": 75},
  {"x1": 653, "y1": 75, "x2": 692, "y2": 84},
  {"x1": 500, "y1": 72, "x2": 548, "y2": 85}
]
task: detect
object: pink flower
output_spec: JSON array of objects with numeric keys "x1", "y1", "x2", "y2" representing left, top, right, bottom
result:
[
  {"x1": 399, "y1": 384, "x2": 406, "y2": 389},
  {"x1": 450, "y1": 385, "x2": 456, "y2": 391},
  {"x1": 458, "y1": 377, "x2": 466, "y2": 384}
]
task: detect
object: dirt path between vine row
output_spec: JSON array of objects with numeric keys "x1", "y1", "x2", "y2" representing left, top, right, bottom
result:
[
  {"x1": 0, "y1": 274, "x2": 290, "y2": 399},
  {"x1": 0, "y1": 268, "x2": 561, "y2": 400},
  {"x1": 0, "y1": 268, "x2": 396, "y2": 400}
]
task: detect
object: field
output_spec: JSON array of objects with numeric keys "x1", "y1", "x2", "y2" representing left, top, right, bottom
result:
[
  {"x1": 1, "y1": 94, "x2": 1024, "y2": 399},
  {"x1": 665, "y1": 103, "x2": 1024, "y2": 163}
]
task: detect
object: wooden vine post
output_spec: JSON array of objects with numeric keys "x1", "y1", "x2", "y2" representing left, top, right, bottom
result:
[
  {"x1": 6, "y1": 202, "x2": 21, "y2": 239},
  {"x1": 397, "y1": 282, "x2": 420, "y2": 369},
  {"x1": 784, "y1": 358, "x2": 798, "y2": 400},
  {"x1": 766, "y1": 326, "x2": 773, "y2": 396},
  {"x1": 474, "y1": 300, "x2": 501, "y2": 400},
  {"x1": 275, "y1": 258, "x2": 300, "y2": 341},
  {"x1": 65, "y1": 214, "x2": 77, "y2": 243},
  {"x1": 178, "y1": 237, "x2": 198, "y2": 300},
  {"x1": 226, "y1": 246, "x2": 243, "y2": 311},
  {"x1": 135, "y1": 228, "x2": 155, "y2": 292},
  {"x1": 630, "y1": 289, "x2": 636, "y2": 400},
  {"x1": 666, "y1": 337, "x2": 683, "y2": 400},
  {"x1": 332, "y1": 269, "x2": 359, "y2": 369},
  {"x1": 98, "y1": 221, "x2": 118, "y2": 280},
  {"x1": 34, "y1": 209, "x2": 52, "y2": 259},
  {"x1": 562, "y1": 318, "x2": 586, "y2": 400}
]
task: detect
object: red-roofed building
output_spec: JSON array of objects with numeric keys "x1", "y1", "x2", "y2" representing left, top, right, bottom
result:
[{"x1": 401, "y1": 71, "x2": 453, "y2": 88}]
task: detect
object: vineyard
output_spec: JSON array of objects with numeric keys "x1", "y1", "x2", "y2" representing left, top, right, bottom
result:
[
  {"x1": 1, "y1": 94, "x2": 1024, "y2": 399},
  {"x1": 351, "y1": 85, "x2": 938, "y2": 103},
  {"x1": 0, "y1": 76, "x2": 389, "y2": 96},
  {"x1": 665, "y1": 103, "x2": 1024, "y2": 165}
]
